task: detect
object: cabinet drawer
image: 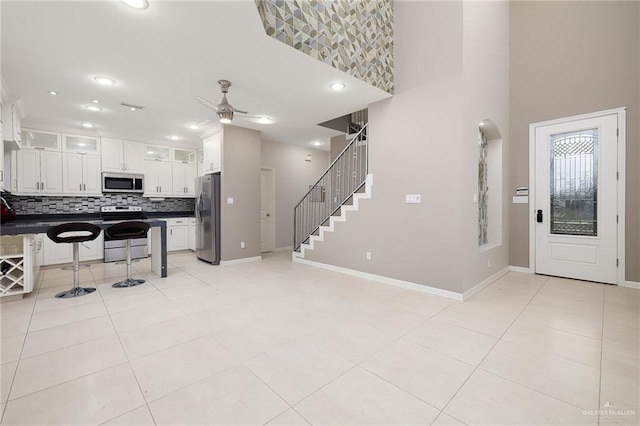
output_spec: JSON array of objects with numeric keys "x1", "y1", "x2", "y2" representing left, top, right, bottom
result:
[{"x1": 165, "y1": 217, "x2": 190, "y2": 226}]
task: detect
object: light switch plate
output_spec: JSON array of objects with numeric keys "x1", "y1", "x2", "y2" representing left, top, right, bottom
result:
[
  {"x1": 405, "y1": 194, "x2": 421, "y2": 204},
  {"x1": 512, "y1": 196, "x2": 528, "y2": 204},
  {"x1": 227, "y1": 197, "x2": 234, "y2": 205}
]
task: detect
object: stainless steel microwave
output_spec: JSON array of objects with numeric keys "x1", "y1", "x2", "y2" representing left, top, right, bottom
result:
[{"x1": 102, "y1": 172, "x2": 144, "y2": 193}]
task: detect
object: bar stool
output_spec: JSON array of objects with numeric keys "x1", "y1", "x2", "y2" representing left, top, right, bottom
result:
[
  {"x1": 46, "y1": 222, "x2": 102, "y2": 299},
  {"x1": 105, "y1": 221, "x2": 150, "y2": 288}
]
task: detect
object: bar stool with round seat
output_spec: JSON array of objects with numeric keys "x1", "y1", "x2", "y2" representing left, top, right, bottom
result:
[
  {"x1": 46, "y1": 222, "x2": 102, "y2": 299},
  {"x1": 105, "y1": 221, "x2": 150, "y2": 288}
]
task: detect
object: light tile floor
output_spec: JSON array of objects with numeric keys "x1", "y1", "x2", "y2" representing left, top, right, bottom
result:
[{"x1": 1, "y1": 251, "x2": 638, "y2": 425}]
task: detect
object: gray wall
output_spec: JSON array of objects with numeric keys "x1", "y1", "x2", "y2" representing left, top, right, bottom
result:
[
  {"x1": 509, "y1": 1, "x2": 640, "y2": 282},
  {"x1": 330, "y1": 134, "x2": 348, "y2": 162},
  {"x1": 220, "y1": 125, "x2": 262, "y2": 261},
  {"x1": 306, "y1": 1, "x2": 510, "y2": 295},
  {"x1": 261, "y1": 140, "x2": 330, "y2": 249}
]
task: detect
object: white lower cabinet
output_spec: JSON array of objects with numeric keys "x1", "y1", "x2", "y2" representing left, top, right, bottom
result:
[
  {"x1": 166, "y1": 218, "x2": 189, "y2": 251},
  {"x1": 188, "y1": 218, "x2": 196, "y2": 251},
  {"x1": 0, "y1": 235, "x2": 39, "y2": 297},
  {"x1": 42, "y1": 232, "x2": 104, "y2": 266}
]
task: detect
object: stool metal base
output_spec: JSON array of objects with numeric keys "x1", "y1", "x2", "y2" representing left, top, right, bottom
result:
[
  {"x1": 112, "y1": 278, "x2": 146, "y2": 288},
  {"x1": 55, "y1": 286, "x2": 97, "y2": 299}
]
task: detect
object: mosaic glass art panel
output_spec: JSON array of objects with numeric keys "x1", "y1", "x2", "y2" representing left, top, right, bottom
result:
[
  {"x1": 478, "y1": 130, "x2": 488, "y2": 246},
  {"x1": 255, "y1": 0, "x2": 394, "y2": 94}
]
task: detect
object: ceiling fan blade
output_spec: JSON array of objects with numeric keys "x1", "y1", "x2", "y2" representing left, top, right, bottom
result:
[
  {"x1": 237, "y1": 114, "x2": 276, "y2": 124},
  {"x1": 195, "y1": 95, "x2": 219, "y2": 112},
  {"x1": 234, "y1": 108, "x2": 249, "y2": 115},
  {"x1": 197, "y1": 117, "x2": 216, "y2": 127}
]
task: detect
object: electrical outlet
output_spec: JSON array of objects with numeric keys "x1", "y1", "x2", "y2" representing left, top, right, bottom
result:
[
  {"x1": 227, "y1": 197, "x2": 234, "y2": 204},
  {"x1": 366, "y1": 252, "x2": 372, "y2": 260},
  {"x1": 240, "y1": 242, "x2": 245, "y2": 249}
]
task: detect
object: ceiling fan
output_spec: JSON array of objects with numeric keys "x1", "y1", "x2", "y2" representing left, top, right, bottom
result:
[{"x1": 195, "y1": 80, "x2": 274, "y2": 126}]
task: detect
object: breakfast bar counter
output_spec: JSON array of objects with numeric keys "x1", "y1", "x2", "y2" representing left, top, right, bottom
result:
[{"x1": 1, "y1": 218, "x2": 168, "y2": 278}]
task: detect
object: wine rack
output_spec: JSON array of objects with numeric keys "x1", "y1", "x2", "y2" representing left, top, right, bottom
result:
[{"x1": 0, "y1": 235, "x2": 36, "y2": 297}]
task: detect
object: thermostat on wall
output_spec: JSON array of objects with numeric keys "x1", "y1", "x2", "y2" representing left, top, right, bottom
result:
[{"x1": 516, "y1": 187, "x2": 529, "y2": 196}]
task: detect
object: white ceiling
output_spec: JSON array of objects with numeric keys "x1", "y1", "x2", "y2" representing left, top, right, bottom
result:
[{"x1": 1, "y1": 0, "x2": 391, "y2": 150}]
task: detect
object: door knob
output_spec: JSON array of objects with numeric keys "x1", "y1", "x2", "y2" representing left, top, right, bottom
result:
[
  {"x1": 266, "y1": 213, "x2": 270, "y2": 217},
  {"x1": 536, "y1": 209, "x2": 543, "y2": 223}
]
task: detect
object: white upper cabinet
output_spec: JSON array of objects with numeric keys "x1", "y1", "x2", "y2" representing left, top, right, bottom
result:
[
  {"x1": 2, "y1": 103, "x2": 22, "y2": 148},
  {"x1": 101, "y1": 138, "x2": 145, "y2": 173},
  {"x1": 62, "y1": 152, "x2": 101, "y2": 195},
  {"x1": 62, "y1": 134, "x2": 100, "y2": 155},
  {"x1": 144, "y1": 160, "x2": 172, "y2": 196},
  {"x1": 173, "y1": 148, "x2": 197, "y2": 164},
  {"x1": 145, "y1": 145, "x2": 171, "y2": 162},
  {"x1": 16, "y1": 149, "x2": 63, "y2": 194},
  {"x1": 171, "y1": 148, "x2": 197, "y2": 197},
  {"x1": 171, "y1": 162, "x2": 197, "y2": 196},
  {"x1": 22, "y1": 129, "x2": 60, "y2": 151},
  {"x1": 202, "y1": 132, "x2": 221, "y2": 174}
]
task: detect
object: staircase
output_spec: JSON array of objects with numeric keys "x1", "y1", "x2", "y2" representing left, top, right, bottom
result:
[{"x1": 293, "y1": 120, "x2": 370, "y2": 259}]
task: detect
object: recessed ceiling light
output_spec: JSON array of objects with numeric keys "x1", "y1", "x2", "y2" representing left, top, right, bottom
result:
[
  {"x1": 169, "y1": 135, "x2": 180, "y2": 141},
  {"x1": 78, "y1": 143, "x2": 86, "y2": 147},
  {"x1": 48, "y1": 91, "x2": 57, "y2": 96},
  {"x1": 329, "y1": 82, "x2": 346, "y2": 91},
  {"x1": 85, "y1": 105, "x2": 103, "y2": 112},
  {"x1": 94, "y1": 76, "x2": 116, "y2": 86},
  {"x1": 188, "y1": 124, "x2": 200, "y2": 130},
  {"x1": 91, "y1": 99, "x2": 100, "y2": 104},
  {"x1": 311, "y1": 141, "x2": 323, "y2": 146},
  {"x1": 147, "y1": 151, "x2": 154, "y2": 155},
  {"x1": 81, "y1": 122, "x2": 95, "y2": 128},
  {"x1": 121, "y1": 0, "x2": 149, "y2": 9},
  {"x1": 257, "y1": 116, "x2": 276, "y2": 124}
]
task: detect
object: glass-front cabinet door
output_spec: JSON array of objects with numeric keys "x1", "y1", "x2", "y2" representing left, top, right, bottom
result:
[
  {"x1": 62, "y1": 134, "x2": 100, "y2": 155},
  {"x1": 22, "y1": 129, "x2": 61, "y2": 151},
  {"x1": 145, "y1": 145, "x2": 171, "y2": 161},
  {"x1": 173, "y1": 148, "x2": 197, "y2": 164}
]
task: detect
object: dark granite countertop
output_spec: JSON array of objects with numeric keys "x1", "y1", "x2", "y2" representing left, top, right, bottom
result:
[{"x1": 0, "y1": 216, "x2": 169, "y2": 236}]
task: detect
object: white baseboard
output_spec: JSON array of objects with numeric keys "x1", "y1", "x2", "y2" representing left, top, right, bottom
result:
[
  {"x1": 273, "y1": 246, "x2": 293, "y2": 252},
  {"x1": 509, "y1": 265, "x2": 533, "y2": 273},
  {"x1": 220, "y1": 256, "x2": 262, "y2": 266},
  {"x1": 293, "y1": 257, "x2": 463, "y2": 301},
  {"x1": 622, "y1": 281, "x2": 640, "y2": 289},
  {"x1": 462, "y1": 267, "x2": 509, "y2": 300}
]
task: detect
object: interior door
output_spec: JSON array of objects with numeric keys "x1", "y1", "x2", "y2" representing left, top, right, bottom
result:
[
  {"x1": 534, "y1": 112, "x2": 619, "y2": 284},
  {"x1": 260, "y1": 169, "x2": 273, "y2": 253}
]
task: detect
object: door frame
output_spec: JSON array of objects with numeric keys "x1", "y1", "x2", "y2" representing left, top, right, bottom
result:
[
  {"x1": 528, "y1": 107, "x2": 626, "y2": 285},
  {"x1": 260, "y1": 167, "x2": 276, "y2": 253}
]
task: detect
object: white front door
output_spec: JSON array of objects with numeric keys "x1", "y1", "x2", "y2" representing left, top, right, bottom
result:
[
  {"x1": 260, "y1": 168, "x2": 274, "y2": 253},
  {"x1": 532, "y1": 111, "x2": 622, "y2": 284}
]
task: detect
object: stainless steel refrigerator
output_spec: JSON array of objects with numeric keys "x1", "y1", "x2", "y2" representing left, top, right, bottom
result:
[{"x1": 195, "y1": 173, "x2": 221, "y2": 264}]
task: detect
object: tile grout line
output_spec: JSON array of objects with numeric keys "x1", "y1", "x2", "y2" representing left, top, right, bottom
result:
[
  {"x1": 435, "y1": 276, "x2": 549, "y2": 419},
  {"x1": 1, "y1": 268, "x2": 44, "y2": 421},
  {"x1": 597, "y1": 287, "x2": 605, "y2": 426},
  {"x1": 88, "y1": 265, "x2": 158, "y2": 426}
]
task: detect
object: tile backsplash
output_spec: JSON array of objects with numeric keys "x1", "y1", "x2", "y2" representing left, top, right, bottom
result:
[{"x1": 2, "y1": 193, "x2": 195, "y2": 215}]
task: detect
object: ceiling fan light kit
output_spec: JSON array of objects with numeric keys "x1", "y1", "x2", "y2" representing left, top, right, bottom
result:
[{"x1": 195, "y1": 79, "x2": 273, "y2": 125}]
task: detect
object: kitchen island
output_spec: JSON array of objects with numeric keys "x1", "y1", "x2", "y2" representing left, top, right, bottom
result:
[{"x1": 1, "y1": 218, "x2": 168, "y2": 279}]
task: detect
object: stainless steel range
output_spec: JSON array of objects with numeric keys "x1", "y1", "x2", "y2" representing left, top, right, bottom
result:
[{"x1": 101, "y1": 206, "x2": 148, "y2": 263}]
